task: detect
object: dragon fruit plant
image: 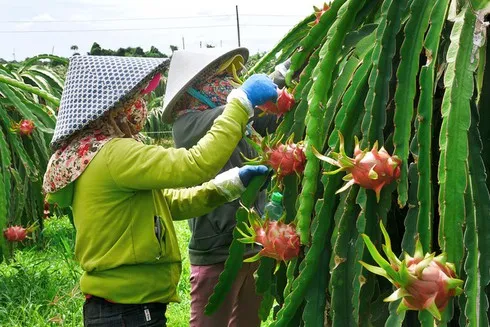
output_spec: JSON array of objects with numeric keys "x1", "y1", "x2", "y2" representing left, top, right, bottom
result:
[
  {"x1": 360, "y1": 222, "x2": 463, "y2": 320},
  {"x1": 206, "y1": 0, "x2": 490, "y2": 325},
  {"x1": 0, "y1": 55, "x2": 65, "y2": 261},
  {"x1": 313, "y1": 132, "x2": 401, "y2": 201},
  {"x1": 237, "y1": 207, "x2": 300, "y2": 270}
]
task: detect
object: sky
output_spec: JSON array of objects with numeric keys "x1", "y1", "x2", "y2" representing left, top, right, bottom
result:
[{"x1": 1, "y1": 0, "x2": 320, "y2": 61}]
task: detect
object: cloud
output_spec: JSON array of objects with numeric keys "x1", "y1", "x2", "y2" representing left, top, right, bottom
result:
[{"x1": 14, "y1": 13, "x2": 55, "y2": 31}]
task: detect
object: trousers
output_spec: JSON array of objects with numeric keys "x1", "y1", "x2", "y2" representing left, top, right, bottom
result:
[
  {"x1": 189, "y1": 261, "x2": 262, "y2": 327},
  {"x1": 83, "y1": 296, "x2": 167, "y2": 327}
]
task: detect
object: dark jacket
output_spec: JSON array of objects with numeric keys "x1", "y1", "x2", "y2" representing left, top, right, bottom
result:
[{"x1": 172, "y1": 107, "x2": 278, "y2": 265}]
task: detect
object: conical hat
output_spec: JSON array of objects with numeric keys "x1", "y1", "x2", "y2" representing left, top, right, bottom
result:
[
  {"x1": 51, "y1": 55, "x2": 169, "y2": 149},
  {"x1": 162, "y1": 47, "x2": 248, "y2": 123}
]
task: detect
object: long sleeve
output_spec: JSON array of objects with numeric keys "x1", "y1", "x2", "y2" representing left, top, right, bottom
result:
[
  {"x1": 106, "y1": 99, "x2": 249, "y2": 190},
  {"x1": 161, "y1": 184, "x2": 225, "y2": 221},
  {"x1": 162, "y1": 167, "x2": 245, "y2": 220}
]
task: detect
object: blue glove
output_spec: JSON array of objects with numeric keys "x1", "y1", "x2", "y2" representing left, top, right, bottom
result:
[
  {"x1": 240, "y1": 74, "x2": 278, "y2": 107},
  {"x1": 238, "y1": 165, "x2": 269, "y2": 187}
]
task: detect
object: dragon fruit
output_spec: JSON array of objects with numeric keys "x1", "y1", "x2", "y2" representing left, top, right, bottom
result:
[
  {"x1": 313, "y1": 132, "x2": 401, "y2": 201},
  {"x1": 266, "y1": 142, "x2": 306, "y2": 179},
  {"x1": 20, "y1": 120, "x2": 35, "y2": 135},
  {"x1": 11, "y1": 119, "x2": 35, "y2": 136},
  {"x1": 310, "y1": 3, "x2": 330, "y2": 26},
  {"x1": 3, "y1": 226, "x2": 28, "y2": 242},
  {"x1": 257, "y1": 87, "x2": 295, "y2": 118},
  {"x1": 238, "y1": 208, "x2": 300, "y2": 267},
  {"x1": 360, "y1": 222, "x2": 463, "y2": 320},
  {"x1": 245, "y1": 134, "x2": 306, "y2": 182}
]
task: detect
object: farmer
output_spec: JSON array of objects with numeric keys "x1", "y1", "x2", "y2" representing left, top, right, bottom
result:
[
  {"x1": 165, "y1": 48, "x2": 286, "y2": 327},
  {"x1": 42, "y1": 55, "x2": 278, "y2": 327}
]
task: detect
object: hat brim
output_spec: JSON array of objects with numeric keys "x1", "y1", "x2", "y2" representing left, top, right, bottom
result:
[{"x1": 162, "y1": 47, "x2": 248, "y2": 123}]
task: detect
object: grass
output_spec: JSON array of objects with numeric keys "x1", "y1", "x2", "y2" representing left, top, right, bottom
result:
[
  {"x1": 0, "y1": 217, "x2": 84, "y2": 326},
  {"x1": 0, "y1": 217, "x2": 192, "y2": 326},
  {"x1": 0, "y1": 217, "x2": 274, "y2": 326}
]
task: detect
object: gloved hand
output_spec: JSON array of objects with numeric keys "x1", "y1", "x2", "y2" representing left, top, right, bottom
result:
[
  {"x1": 238, "y1": 165, "x2": 269, "y2": 187},
  {"x1": 240, "y1": 74, "x2": 278, "y2": 108}
]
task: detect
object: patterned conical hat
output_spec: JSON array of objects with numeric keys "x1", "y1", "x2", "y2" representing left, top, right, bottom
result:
[
  {"x1": 51, "y1": 55, "x2": 169, "y2": 149},
  {"x1": 162, "y1": 47, "x2": 248, "y2": 123}
]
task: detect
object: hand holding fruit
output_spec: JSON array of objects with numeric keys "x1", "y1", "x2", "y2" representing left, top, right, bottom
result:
[{"x1": 240, "y1": 74, "x2": 278, "y2": 107}]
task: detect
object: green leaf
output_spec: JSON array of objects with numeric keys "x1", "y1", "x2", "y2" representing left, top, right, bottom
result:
[
  {"x1": 0, "y1": 72, "x2": 60, "y2": 106},
  {"x1": 302, "y1": 200, "x2": 330, "y2": 327},
  {"x1": 401, "y1": 163, "x2": 419, "y2": 254},
  {"x1": 385, "y1": 300, "x2": 406, "y2": 326},
  {"x1": 341, "y1": 23, "x2": 378, "y2": 58},
  {"x1": 415, "y1": 0, "x2": 450, "y2": 253},
  {"x1": 330, "y1": 186, "x2": 360, "y2": 326},
  {"x1": 296, "y1": 0, "x2": 367, "y2": 245},
  {"x1": 284, "y1": 0, "x2": 348, "y2": 86},
  {"x1": 438, "y1": 4, "x2": 477, "y2": 274},
  {"x1": 0, "y1": 161, "x2": 7, "y2": 262},
  {"x1": 361, "y1": 0, "x2": 407, "y2": 147},
  {"x1": 321, "y1": 52, "x2": 365, "y2": 148},
  {"x1": 18, "y1": 54, "x2": 68, "y2": 72},
  {"x1": 27, "y1": 65, "x2": 64, "y2": 89},
  {"x1": 470, "y1": 0, "x2": 490, "y2": 10},
  {"x1": 393, "y1": 0, "x2": 433, "y2": 207},
  {"x1": 463, "y1": 88, "x2": 490, "y2": 326},
  {"x1": 328, "y1": 51, "x2": 373, "y2": 149}
]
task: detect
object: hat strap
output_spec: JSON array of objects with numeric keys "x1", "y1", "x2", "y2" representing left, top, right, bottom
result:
[{"x1": 186, "y1": 88, "x2": 218, "y2": 109}]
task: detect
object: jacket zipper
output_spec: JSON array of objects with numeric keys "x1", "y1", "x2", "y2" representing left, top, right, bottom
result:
[{"x1": 154, "y1": 215, "x2": 163, "y2": 260}]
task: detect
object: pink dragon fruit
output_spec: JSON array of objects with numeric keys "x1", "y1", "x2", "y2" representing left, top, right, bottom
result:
[
  {"x1": 257, "y1": 87, "x2": 295, "y2": 118},
  {"x1": 245, "y1": 134, "x2": 306, "y2": 182},
  {"x1": 12, "y1": 119, "x2": 35, "y2": 136},
  {"x1": 360, "y1": 222, "x2": 463, "y2": 320},
  {"x1": 238, "y1": 208, "x2": 300, "y2": 268},
  {"x1": 313, "y1": 132, "x2": 401, "y2": 201},
  {"x1": 266, "y1": 142, "x2": 306, "y2": 179},
  {"x1": 3, "y1": 226, "x2": 28, "y2": 242}
]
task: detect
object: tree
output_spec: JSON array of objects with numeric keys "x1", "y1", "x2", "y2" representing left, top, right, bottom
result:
[
  {"x1": 90, "y1": 42, "x2": 102, "y2": 55},
  {"x1": 134, "y1": 47, "x2": 144, "y2": 56},
  {"x1": 89, "y1": 42, "x2": 168, "y2": 58}
]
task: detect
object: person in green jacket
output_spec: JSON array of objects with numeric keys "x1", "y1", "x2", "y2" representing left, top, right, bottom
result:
[{"x1": 42, "y1": 55, "x2": 278, "y2": 327}]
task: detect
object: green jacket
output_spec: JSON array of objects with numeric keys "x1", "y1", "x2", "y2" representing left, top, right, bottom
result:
[{"x1": 46, "y1": 100, "x2": 249, "y2": 304}]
